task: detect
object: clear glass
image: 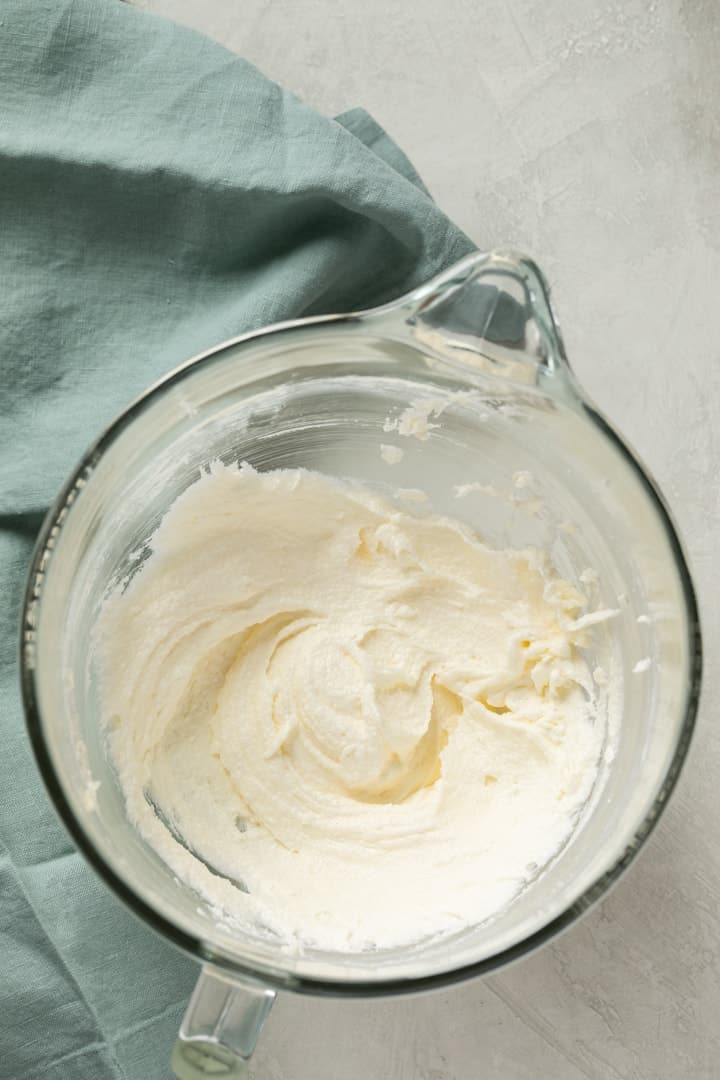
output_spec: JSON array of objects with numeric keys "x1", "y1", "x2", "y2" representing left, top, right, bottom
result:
[
  {"x1": 170, "y1": 966, "x2": 274, "y2": 1079},
  {"x1": 21, "y1": 252, "x2": 700, "y2": 1074}
]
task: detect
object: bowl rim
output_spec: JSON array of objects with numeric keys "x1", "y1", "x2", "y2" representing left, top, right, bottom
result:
[{"x1": 19, "y1": 314, "x2": 702, "y2": 997}]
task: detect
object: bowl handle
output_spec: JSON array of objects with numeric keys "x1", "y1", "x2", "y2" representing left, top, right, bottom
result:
[
  {"x1": 170, "y1": 964, "x2": 275, "y2": 1079},
  {"x1": 389, "y1": 250, "x2": 571, "y2": 387}
]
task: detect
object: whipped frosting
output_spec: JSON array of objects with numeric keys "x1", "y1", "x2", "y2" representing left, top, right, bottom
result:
[{"x1": 98, "y1": 463, "x2": 606, "y2": 952}]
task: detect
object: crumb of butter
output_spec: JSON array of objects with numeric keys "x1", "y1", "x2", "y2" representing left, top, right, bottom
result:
[{"x1": 380, "y1": 444, "x2": 404, "y2": 465}]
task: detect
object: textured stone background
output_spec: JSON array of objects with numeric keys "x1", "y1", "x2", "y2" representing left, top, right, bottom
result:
[{"x1": 136, "y1": 2, "x2": 719, "y2": 1076}]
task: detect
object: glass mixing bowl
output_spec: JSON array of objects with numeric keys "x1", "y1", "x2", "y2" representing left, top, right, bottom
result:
[{"x1": 21, "y1": 252, "x2": 701, "y2": 1079}]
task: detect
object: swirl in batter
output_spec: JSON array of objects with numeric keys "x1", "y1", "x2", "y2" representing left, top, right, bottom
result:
[{"x1": 98, "y1": 463, "x2": 605, "y2": 951}]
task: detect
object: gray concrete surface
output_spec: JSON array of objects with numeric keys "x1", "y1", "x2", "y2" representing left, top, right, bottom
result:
[{"x1": 135, "y1": 2, "x2": 720, "y2": 1077}]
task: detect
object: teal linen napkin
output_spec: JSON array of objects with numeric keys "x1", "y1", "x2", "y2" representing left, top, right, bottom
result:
[{"x1": 0, "y1": 2, "x2": 473, "y2": 1076}]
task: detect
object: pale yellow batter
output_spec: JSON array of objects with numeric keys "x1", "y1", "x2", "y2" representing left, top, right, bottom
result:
[{"x1": 97, "y1": 463, "x2": 607, "y2": 951}]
